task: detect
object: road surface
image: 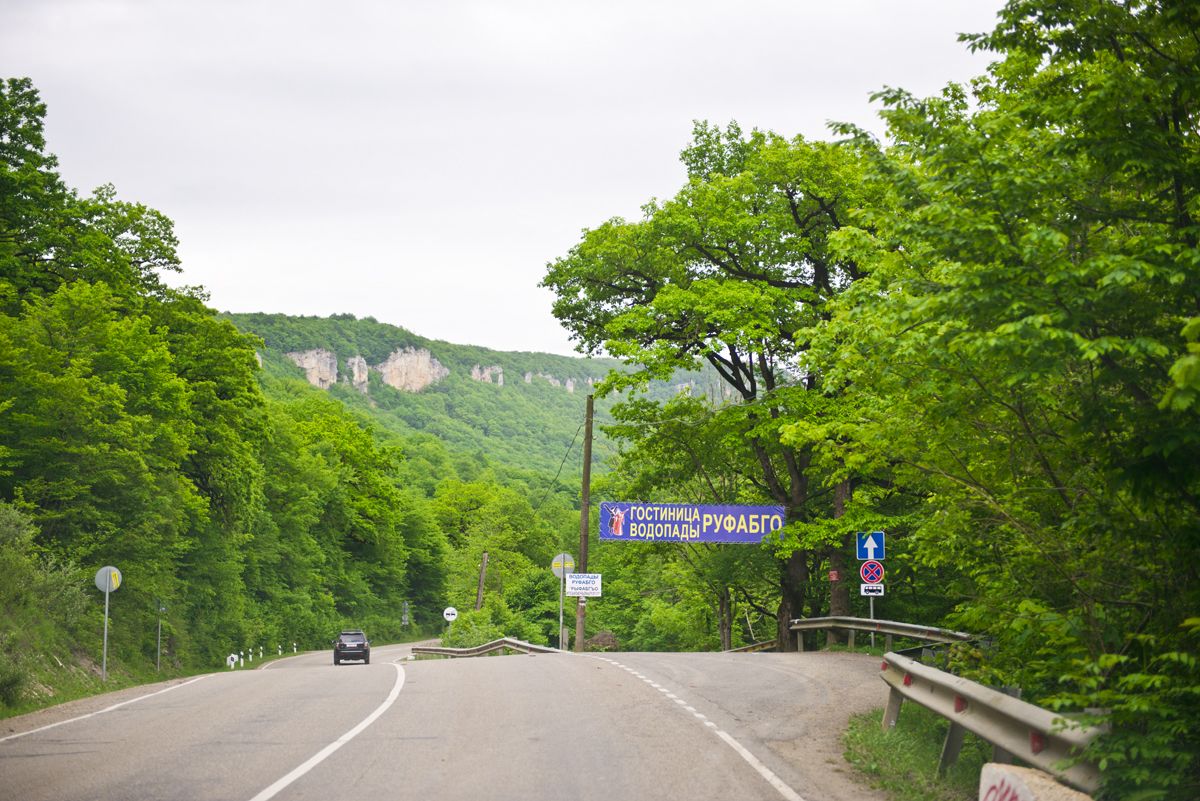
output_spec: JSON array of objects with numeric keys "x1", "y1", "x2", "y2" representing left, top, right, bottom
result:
[{"x1": 0, "y1": 641, "x2": 890, "y2": 801}]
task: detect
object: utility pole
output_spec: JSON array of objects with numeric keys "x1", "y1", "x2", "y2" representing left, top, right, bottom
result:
[
  {"x1": 156, "y1": 601, "x2": 166, "y2": 672},
  {"x1": 574, "y1": 394, "x2": 593, "y2": 653},
  {"x1": 475, "y1": 551, "x2": 489, "y2": 611}
]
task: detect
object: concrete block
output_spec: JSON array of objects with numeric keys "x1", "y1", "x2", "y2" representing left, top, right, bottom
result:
[{"x1": 979, "y1": 763, "x2": 1093, "y2": 801}]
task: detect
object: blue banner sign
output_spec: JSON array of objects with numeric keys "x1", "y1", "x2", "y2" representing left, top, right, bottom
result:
[{"x1": 599, "y1": 502, "x2": 786, "y2": 544}]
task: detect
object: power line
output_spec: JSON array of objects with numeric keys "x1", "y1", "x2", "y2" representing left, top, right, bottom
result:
[{"x1": 530, "y1": 420, "x2": 585, "y2": 515}]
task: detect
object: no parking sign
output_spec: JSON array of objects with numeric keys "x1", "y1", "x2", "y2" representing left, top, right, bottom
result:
[{"x1": 860, "y1": 560, "x2": 884, "y2": 584}]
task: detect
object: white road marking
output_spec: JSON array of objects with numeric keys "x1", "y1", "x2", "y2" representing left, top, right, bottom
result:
[
  {"x1": 715, "y1": 729, "x2": 806, "y2": 801},
  {"x1": 247, "y1": 662, "x2": 406, "y2": 801},
  {"x1": 594, "y1": 656, "x2": 808, "y2": 801},
  {"x1": 0, "y1": 675, "x2": 211, "y2": 743}
]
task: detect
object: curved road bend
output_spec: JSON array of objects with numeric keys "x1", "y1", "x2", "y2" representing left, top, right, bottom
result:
[{"x1": 0, "y1": 644, "x2": 889, "y2": 801}]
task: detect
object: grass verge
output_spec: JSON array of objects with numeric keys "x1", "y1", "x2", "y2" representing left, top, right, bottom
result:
[{"x1": 843, "y1": 702, "x2": 992, "y2": 801}]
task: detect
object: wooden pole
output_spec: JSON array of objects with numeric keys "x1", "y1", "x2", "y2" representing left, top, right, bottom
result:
[
  {"x1": 475, "y1": 551, "x2": 488, "y2": 610},
  {"x1": 574, "y1": 394, "x2": 593, "y2": 653}
]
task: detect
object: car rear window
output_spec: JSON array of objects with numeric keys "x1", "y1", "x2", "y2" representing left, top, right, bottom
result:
[{"x1": 339, "y1": 635, "x2": 364, "y2": 643}]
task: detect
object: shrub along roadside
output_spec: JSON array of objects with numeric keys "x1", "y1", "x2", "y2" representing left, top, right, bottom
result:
[{"x1": 843, "y1": 704, "x2": 990, "y2": 801}]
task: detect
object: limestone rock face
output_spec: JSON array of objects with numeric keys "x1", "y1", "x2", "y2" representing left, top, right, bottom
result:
[
  {"x1": 283, "y1": 345, "x2": 598, "y2": 397},
  {"x1": 471, "y1": 365, "x2": 504, "y2": 386},
  {"x1": 286, "y1": 349, "x2": 338, "y2": 389},
  {"x1": 523, "y1": 372, "x2": 602, "y2": 393},
  {"x1": 375, "y1": 347, "x2": 449, "y2": 392},
  {"x1": 347, "y1": 356, "x2": 370, "y2": 393}
]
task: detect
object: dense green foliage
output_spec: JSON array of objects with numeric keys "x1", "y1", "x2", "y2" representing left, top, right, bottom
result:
[
  {"x1": 543, "y1": 121, "x2": 891, "y2": 648},
  {"x1": 0, "y1": 77, "x2": 589, "y2": 710},
  {"x1": 542, "y1": 2, "x2": 1200, "y2": 797},
  {"x1": 4, "y1": 1, "x2": 1198, "y2": 795},
  {"x1": 225, "y1": 311, "x2": 626, "y2": 478}
]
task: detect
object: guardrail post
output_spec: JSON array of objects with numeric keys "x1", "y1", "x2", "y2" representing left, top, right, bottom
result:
[
  {"x1": 885, "y1": 633, "x2": 893, "y2": 651},
  {"x1": 882, "y1": 686, "x2": 903, "y2": 730},
  {"x1": 938, "y1": 721, "x2": 966, "y2": 775},
  {"x1": 847, "y1": 629, "x2": 856, "y2": 649},
  {"x1": 992, "y1": 686, "x2": 1022, "y2": 764}
]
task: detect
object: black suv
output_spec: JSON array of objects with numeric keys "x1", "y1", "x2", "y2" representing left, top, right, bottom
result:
[{"x1": 333, "y1": 630, "x2": 370, "y2": 665}]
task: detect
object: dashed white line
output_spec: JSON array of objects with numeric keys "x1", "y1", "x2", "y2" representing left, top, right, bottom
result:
[
  {"x1": 716, "y1": 729, "x2": 805, "y2": 801},
  {"x1": 595, "y1": 657, "x2": 807, "y2": 801}
]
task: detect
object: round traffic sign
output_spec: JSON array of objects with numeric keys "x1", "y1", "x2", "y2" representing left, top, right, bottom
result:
[
  {"x1": 443, "y1": 607, "x2": 458, "y2": 622},
  {"x1": 94, "y1": 566, "x2": 122, "y2": 592},
  {"x1": 550, "y1": 552, "x2": 575, "y2": 578},
  {"x1": 860, "y1": 560, "x2": 884, "y2": 584}
]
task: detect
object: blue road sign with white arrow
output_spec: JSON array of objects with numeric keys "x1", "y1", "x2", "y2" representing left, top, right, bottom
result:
[{"x1": 856, "y1": 531, "x2": 885, "y2": 560}]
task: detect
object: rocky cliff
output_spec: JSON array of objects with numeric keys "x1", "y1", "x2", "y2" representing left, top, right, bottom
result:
[
  {"x1": 285, "y1": 348, "x2": 596, "y2": 395},
  {"x1": 286, "y1": 349, "x2": 339, "y2": 389},
  {"x1": 376, "y1": 347, "x2": 450, "y2": 392}
]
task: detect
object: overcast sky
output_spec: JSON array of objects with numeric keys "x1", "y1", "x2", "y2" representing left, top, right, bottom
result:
[{"x1": 4, "y1": 0, "x2": 1003, "y2": 356}]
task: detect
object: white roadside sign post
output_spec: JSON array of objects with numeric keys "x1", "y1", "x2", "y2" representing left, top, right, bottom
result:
[
  {"x1": 550, "y1": 553, "x2": 575, "y2": 649},
  {"x1": 94, "y1": 566, "x2": 121, "y2": 681},
  {"x1": 859, "y1": 558, "x2": 885, "y2": 648}
]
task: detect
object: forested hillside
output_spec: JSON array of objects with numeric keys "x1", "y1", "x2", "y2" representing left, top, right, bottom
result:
[
  {"x1": 223, "y1": 311, "x2": 619, "y2": 478},
  {"x1": 0, "y1": 73, "x2": 730, "y2": 723},
  {"x1": 2, "y1": 2, "x2": 1199, "y2": 797},
  {"x1": 0, "y1": 78, "x2": 589, "y2": 713}
]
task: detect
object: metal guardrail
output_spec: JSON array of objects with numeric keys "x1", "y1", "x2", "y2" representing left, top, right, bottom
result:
[
  {"x1": 411, "y1": 637, "x2": 561, "y2": 658},
  {"x1": 789, "y1": 615, "x2": 974, "y2": 651},
  {"x1": 881, "y1": 651, "x2": 1102, "y2": 794},
  {"x1": 724, "y1": 639, "x2": 778, "y2": 653}
]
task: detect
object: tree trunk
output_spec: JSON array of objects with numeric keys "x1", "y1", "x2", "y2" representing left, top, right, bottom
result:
[
  {"x1": 826, "y1": 479, "x2": 853, "y2": 646},
  {"x1": 776, "y1": 549, "x2": 810, "y2": 651},
  {"x1": 718, "y1": 586, "x2": 732, "y2": 651}
]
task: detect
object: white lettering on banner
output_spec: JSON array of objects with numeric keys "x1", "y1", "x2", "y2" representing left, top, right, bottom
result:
[{"x1": 604, "y1": 505, "x2": 786, "y2": 542}]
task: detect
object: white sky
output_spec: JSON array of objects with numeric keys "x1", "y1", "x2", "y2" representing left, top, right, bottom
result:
[{"x1": 3, "y1": 0, "x2": 1003, "y2": 356}]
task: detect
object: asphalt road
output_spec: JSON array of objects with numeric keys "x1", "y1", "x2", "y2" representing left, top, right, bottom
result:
[{"x1": 0, "y1": 643, "x2": 890, "y2": 801}]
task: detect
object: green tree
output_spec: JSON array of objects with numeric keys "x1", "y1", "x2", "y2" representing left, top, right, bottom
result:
[
  {"x1": 543, "y1": 122, "x2": 879, "y2": 646},
  {"x1": 597, "y1": 394, "x2": 783, "y2": 649},
  {"x1": 0, "y1": 283, "x2": 201, "y2": 617},
  {"x1": 809, "y1": 1, "x2": 1200, "y2": 796}
]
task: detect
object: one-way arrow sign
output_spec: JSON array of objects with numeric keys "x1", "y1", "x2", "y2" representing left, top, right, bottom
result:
[{"x1": 856, "y1": 531, "x2": 885, "y2": 560}]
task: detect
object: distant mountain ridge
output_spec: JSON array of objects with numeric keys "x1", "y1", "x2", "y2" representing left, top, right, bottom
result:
[
  {"x1": 226, "y1": 312, "x2": 616, "y2": 393},
  {"x1": 221, "y1": 312, "x2": 630, "y2": 478}
]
